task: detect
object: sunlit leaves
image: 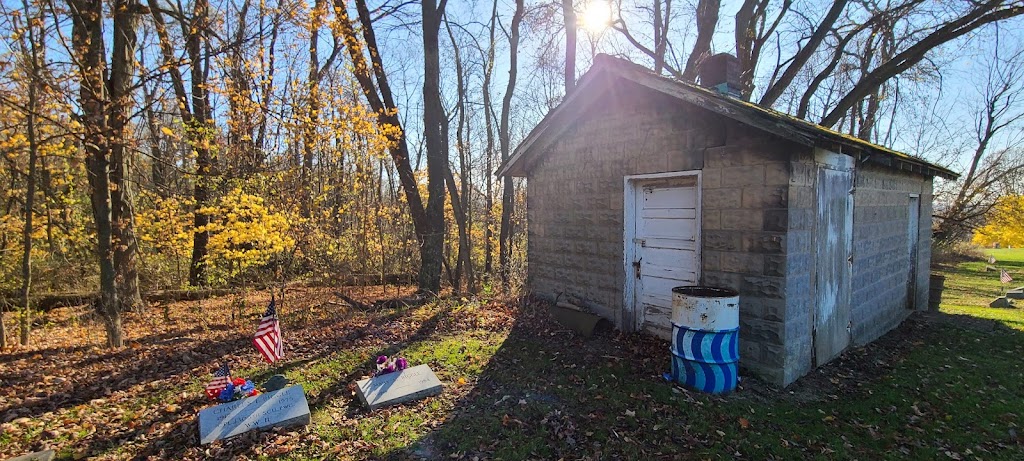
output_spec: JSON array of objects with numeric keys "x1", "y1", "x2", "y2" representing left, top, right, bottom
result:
[
  {"x1": 200, "y1": 187, "x2": 296, "y2": 281},
  {"x1": 972, "y1": 195, "x2": 1024, "y2": 248}
]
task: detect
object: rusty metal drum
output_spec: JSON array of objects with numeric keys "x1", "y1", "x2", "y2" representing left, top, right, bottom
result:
[
  {"x1": 667, "y1": 286, "x2": 740, "y2": 394},
  {"x1": 670, "y1": 286, "x2": 739, "y2": 331}
]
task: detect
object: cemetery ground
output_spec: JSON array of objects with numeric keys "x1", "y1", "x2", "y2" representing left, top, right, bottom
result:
[{"x1": 1, "y1": 253, "x2": 1023, "y2": 460}]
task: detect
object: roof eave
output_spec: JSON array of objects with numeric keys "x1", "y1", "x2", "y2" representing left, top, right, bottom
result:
[
  {"x1": 495, "y1": 67, "x2": 611, "y2": 178},
  {"x1": 498, "y1": 54, "x2": 960, "y2": 181}
]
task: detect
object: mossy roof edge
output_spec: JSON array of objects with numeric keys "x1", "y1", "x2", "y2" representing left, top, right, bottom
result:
[{"x1": 498, "y1": 54, "x2": 959, "y2": 181}]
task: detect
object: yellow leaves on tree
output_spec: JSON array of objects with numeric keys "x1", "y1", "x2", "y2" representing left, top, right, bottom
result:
[
  {"x1": 0, "y1": 93, "x2": 87, "y2": 292},
  {"x1": 137, "y1": 188, "x2": 296, "y2": 285},
  {"x1": 136, "y1": 192, "x2": 194, "y2": 260},
  {"x1": 972, "y1": 195, "x2": 1024, "y2": 248},
  {"x1": 199, "y1": 187, "x2": 296, "y2": 279}
]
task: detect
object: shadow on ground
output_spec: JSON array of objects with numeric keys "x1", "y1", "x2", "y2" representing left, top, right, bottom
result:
[{"x1": 379, "y1": 302, "x2": 1024, "y2": 460}]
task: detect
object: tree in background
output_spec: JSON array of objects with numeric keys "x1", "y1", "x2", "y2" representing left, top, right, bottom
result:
[
  {"x1": 12, "y1": 0, "x2": 43, "y2": 345},
  {"x1": 420, "y1": 0, "x2": 449, "y2": 294},
  {"x1": 607, "y1": 0, "x2": 1024, "y2": 141},
  {"x1": 934, "y1": 46, "x2": 1024, "y2": 245},
  {"x1": 65, "y1": 0, "x2": 143, "y2": 347},
  {"x1": 972, "y1": 195, "x2": 1024, "y2": 248},
  {"x1": 499, "y1": 0, "x2": 525, "y2": 289}
]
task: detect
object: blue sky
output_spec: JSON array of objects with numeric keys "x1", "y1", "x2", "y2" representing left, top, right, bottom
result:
[{"x1": 1, "y1": 0, "x2": 1020, "y2": 178}]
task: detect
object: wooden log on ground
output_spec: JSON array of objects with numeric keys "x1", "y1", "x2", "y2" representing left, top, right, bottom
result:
[
  {"x1": 2, "y1": 288, "x2": 239, "y2": 312},
  {"x1": 334, "y1": 273, "x2": 415, "y2": 286},
  {"x1": 1, "y1": 274, "x2": 416, "y2": 312}
]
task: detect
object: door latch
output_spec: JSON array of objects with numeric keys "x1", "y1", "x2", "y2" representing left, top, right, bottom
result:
[{"x1": 633, "y1": 258, "x2": 642, "y2": 279}]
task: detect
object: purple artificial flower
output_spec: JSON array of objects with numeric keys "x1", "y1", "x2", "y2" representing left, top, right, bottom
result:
[
  {"x1": 376, "y1": 355, "x2": 389, "y2": 365},
  {"x1": 383, "y1": 362, "x2": 396, "y2": 374},
  {"x1": 395, "y1": 357, "x2": 408, "y2": 371}
]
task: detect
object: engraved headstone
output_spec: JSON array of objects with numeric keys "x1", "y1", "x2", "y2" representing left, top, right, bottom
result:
[
  {"x1": 4, "y1": 450, "x2": 55, "y2": 461},
  {"x1": 197, "y1": 385, "x2": 310, "y2": 444},
  {"x1": 990, "y1": 297, "x2": 1013, "y2": 308},
  {"x1": 1007, "y1": 289, "x2": 1024, "y2": 300},
  {"x1": 355, "y1": 364, "x2": 443, "y2": 410}
]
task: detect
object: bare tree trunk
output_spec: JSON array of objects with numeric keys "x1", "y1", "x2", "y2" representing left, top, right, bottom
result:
[
  {"x1": 420, "y1": 0, "x2": 449, "y2": 294},
  {"x1": 17, "y1": 0, "x2": 41, "y2": 345},
  {"x1": 226, "y1": 0, "x2": 260, "y2": 177},
  {"x1": 255, "y1": 1, "x2": 281, "y2": 158},
  {"x1": 149, "y1": 0, "x2": 219, "y2": 287},
  {"x1": 300, "y1": 0, "x2": 338, "y2": 218},
  {"x1": 857, "y1": 24, "x2": 895, "y2": 141},
  {"x1": 758, "y1": 0, "x2": 843, "y2": 107},
  {"x1": 337, "y1": 0, "x2": 432, "y2": 291},
  {"x1": 109, "y1": 0, "x2": 142, "y2": 311},
  {"x1": 142, "y1": 81, "x2": 170, "y2": 197},
  {"x1": 186, "y1": 0, "x2": 215, "y2": 287},
  {"x1": 499, "y1": 0, "x2": 525, "y2": 288},
  {"x1": 682, "y1": 0, "x2": 719, "y2": 81},
  {"x1": 796, "y1": 28, "x2": 863, "y2": 119},
  {"x1": 1, "y1": 298, "x2": 7, "y2": 348},
  {"x1": 151, "y1": 0, "x2": 213, "y2": 286},
  {"x1": 652, "y1": 0, "x2": 671, "y2": 74},
  {"x1": 483, "y1": 0, "x2": 498, "y2": 276},
  {"x1": 70, "y1": 0, "x2": 123, "y2": 347},
  {"x1": 445, "y1": 17, "x2": 474, "y2": 293},
  {"x1": 563, "y1": 0, "x2": 576, "y2": 93}
]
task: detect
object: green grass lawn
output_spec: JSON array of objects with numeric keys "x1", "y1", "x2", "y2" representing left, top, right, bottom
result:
[
  {"x1": 285, "y1": 253, "x2": 1024, "y2": 460},
  {"x1": 3, "y1": 254, "x2": 1024, "y2": 460},
  {"x1": 939, "y1": 248, "x2": 1024, "y2": 325},
  {"x1": 985, "y1": 248, "x2": 1024, "y2": 264}
]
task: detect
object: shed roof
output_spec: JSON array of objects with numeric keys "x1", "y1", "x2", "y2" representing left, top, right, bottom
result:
[{"x1": 497, "y1": 54, "x2": 959, "y2": 180}]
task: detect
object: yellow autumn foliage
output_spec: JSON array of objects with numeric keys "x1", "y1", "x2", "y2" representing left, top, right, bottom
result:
[
  {"x1": 972, "y1": 195, "x2": 1024, "y2": 248},
  {"x1": 0, "y1": 81, "x2": 91, "y2": 293},
  {"x1": 199, "y1": 187, "x2": 296, "y2": 280}
]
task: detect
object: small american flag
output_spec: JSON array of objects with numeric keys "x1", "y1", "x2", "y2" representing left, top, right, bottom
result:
[
  {"x1": 205, "y1": 363, "x2": 231, "y2": 399},
  {"x1": 253, "y1": 294, "x2": 283, "y2": 363},
  {"x1": 1001, "y1": 270, "x2": 1014, "y2": 284}
]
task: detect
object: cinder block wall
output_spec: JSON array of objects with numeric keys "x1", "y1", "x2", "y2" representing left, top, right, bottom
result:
[
  {"x1": 700, "y1": 123, "x2": 802, "y2": 385},
  {"x1": 780, "y1": 155, "x2": 818, "y2": 385},
  {"x1": 850, "y1": 164, "x2": 933, "y2": 345},
  {"x1": 527, "y1": 84, "x2": 705, "y2": 323},
  {"x1": 526, "y1": 81, "x2": 806, "y2": 385}
]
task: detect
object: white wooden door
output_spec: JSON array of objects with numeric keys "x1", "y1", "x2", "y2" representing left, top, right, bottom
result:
[
  {"x1": 813, "y1": 166, "x2": 853, "y2": 365},
  {"x1": 632, "y1": 177, "x2": 699, "y2": 339}
]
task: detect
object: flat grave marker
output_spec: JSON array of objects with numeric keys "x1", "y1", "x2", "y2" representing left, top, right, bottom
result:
[
  {"x1": 356, "y1": 364, "x2": 443, "y2": 410},
  {"x1": 990, "y1": 297, "x2": 1014, "y2": 308},
  {"x1": 197, "y1": 385, "x2": 310, "y2": 444},
  {"x1": 4, "y1": 450, "x2": 55, "y2": 461}
]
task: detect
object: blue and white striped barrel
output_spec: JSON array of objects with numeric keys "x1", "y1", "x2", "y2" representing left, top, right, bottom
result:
[{"x1": 666, "y1": 286, "x2": 740, "y2": 394}]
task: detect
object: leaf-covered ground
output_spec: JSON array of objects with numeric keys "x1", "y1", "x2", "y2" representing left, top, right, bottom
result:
[{"x1": 2, "y1": 260, "x2": 1024, "y2": 460}]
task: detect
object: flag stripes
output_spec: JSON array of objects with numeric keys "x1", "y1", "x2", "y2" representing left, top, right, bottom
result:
[
  {"x1": 205, "y1": 363, "x2": 231, "y2": 398},
  {"x1": 254, "y1": 295, "x2": 283, "y2": 363},
  {"x1": 1001, "y1": 269, "x2": 1014, "y2": 284}
]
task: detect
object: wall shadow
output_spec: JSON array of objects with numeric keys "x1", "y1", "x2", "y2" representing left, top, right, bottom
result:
[{"x1": 376, "y1": 301, "x2": 1024, "y2": 460}]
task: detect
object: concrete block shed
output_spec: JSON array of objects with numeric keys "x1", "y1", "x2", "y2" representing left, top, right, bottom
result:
[{"x1": 496, "y1": 54, "x2": 959, "y2": 386}]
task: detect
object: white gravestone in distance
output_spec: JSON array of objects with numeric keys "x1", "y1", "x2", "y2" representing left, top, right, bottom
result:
[
  {"x1": 197, "y1": 385, "x2": 310, "y2": 444},
  {"x1": 356, "y1": 364, "x2": 443, "y2": 410}
]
